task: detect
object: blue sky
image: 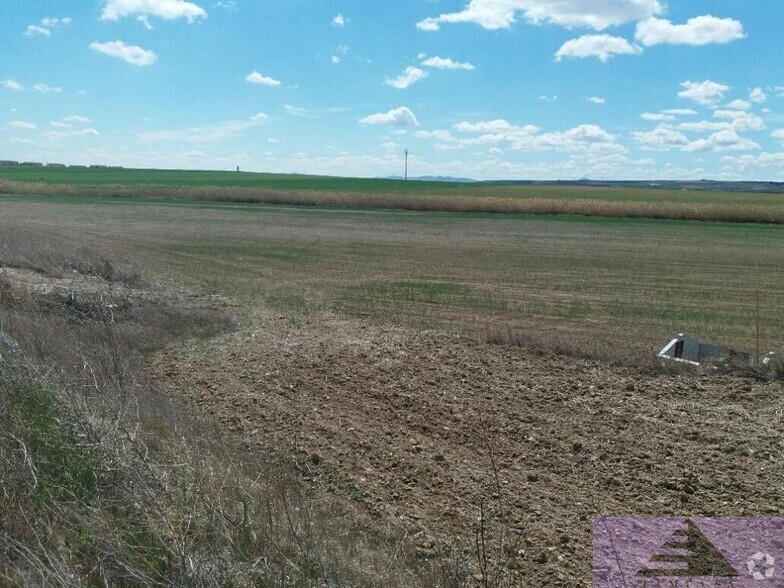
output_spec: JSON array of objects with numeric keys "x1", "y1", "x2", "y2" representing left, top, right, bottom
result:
[{"x1": 2, "y1": 0, "x2": 783, "y2": 180}]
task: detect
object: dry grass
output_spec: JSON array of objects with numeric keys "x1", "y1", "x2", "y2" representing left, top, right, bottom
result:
[
  {"x1": 0, "y1": 247, "x2": 518, "y2": 587},
  {"x1": 0, "y1": 226, "x2": 144, "y2": 286},
  {"x1": 4, "y1": 178, "x2": 784, "y2": 224}
]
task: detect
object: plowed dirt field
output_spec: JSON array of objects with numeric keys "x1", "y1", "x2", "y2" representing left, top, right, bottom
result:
[{"x1": 153, "y1": 311, "x2": 783, "y2": 586}]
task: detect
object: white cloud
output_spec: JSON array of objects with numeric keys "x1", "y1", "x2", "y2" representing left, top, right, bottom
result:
[
  {"x1": 713, "y1": 110, "x2": 765, "y2": 131},
  {"x1": 677, "y1": 80, "x2": 729, "y2": 107},
  {"x1": 677, "y1": 121, "x2": 732, "y2": 133},
  {"x1": 41, "y1": 18, "x2": 72, "y2": 27},
  {"x1": 331, "y1": 43, "x2": 349, "y2": 64},
  {"x1": 34, "y1": 83, "x2": 63, "y2": 94},
  {"x1": 140, "y1": 113, "x2": 268, "y2": 143},
  {"x1": 634, "y1": 124, "x2": 758, "y2": 152},
  {"x1": 385, "y1": 66, "x2": 428, "y2": 89},
  {"x1": 246, "y1": 71, "x2": 282, "y2": 86},
  {"x1": 63, "y1": 115, "x2": 91, "y2": 124},
  {"x1": 25, "y1": 18, "x2": 72, "y2": 36},
  {"x1": 417, "y1": 0, "x2": 661, "y2": 32},
  {"x1": 45, "y1": 128, "x2": 100, "y2": 141},
  {"x1": 725, "y1": 99, "x2": 751, "y2": 111},
  {"x1": 455, "y1": 119, "x2": 519, "y2": 133},
  {"x1": 635, "y1": 15, "x2": 744, "y2": 46},
  {"x1": 283, "y1": 105, "x2": 349, "y2": 118},
  {"x1": 359, "y1": 107, "x2": 419, "y2": 127},
  {"x1": 632, "y1": 127, "x2": 690, "y2": 149},
  {"x1": 8, "y1": 121, "x2": 38, "y2": 130},
  {"x1": 683, "y1": 129, "x2": 758, "y2": 152},
  {"x1": 749, "y1": 87, "x2": 767, "y2": 103},
  {"x1": 332, "y1": 14, "x2": 345, "y2": 27},
  {"x1": 420, "y1": 56, "x2": 475, "y2": 70},
  {"x1": 555, "y1": 35, "x2": 642, "y2": 62},
  {"x1": 25, "y1": 25, "x2": 51, "y2": 37},
  {"x1": 538, "y1": 95, "x2": 558, "y2": 102},
  {"x1": 587, "y1": 96, "x2": 606, "y2": 104},
  {"x1": 661, "y1": 108, "x2": 697, "y2": 116},
  {"x1": 90, "y1": 41, "x2": 158, "y2": 66},
  {"x1": 2, "y1": 80, "x2": 25, "y2": 91},
  {"x1": 450, "y1": 119, "x2": 621, "y2": 153},
  {"x1": 102, "y1": 0, "x2": 206, "y2": 23},
  {"x1": 415, "y1": 130, "x2": 457, "y2": 142},
  {"x1": 641, "y1": 112, "x2": 675, "y2": 121}
]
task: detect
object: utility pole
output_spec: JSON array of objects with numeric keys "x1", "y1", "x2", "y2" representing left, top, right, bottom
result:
[{"x1": 404, "y1": 148, "x2": 409, "y2": 197}]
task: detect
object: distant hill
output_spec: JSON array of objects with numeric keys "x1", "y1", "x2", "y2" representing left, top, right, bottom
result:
[{"x1": 384, "y1": 175, "x2": 477, "y2": 183}]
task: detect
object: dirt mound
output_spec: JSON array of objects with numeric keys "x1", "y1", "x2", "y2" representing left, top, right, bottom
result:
[{"x1": 152, "y1": 313, "x2": 783, "y2": 586}]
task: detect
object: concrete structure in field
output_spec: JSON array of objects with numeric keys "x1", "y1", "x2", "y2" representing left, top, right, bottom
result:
[
  {"x1": 21, "y1": 161, "x2": 43, "y2": 167},
  {"x1": 658, "y1": 333, "x2": 733, "y2": 366},
  {"x1": 0, "y1": 160, "x2": 19, "y2": 166}
]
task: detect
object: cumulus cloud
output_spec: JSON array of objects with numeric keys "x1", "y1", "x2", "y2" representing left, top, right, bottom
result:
[
  {"x1": 139, "y1": 113, "x2": 269, "y2": 143},
  {"x1": 25, "y1": 17, "x2": 72, "y2": 36},
  {"x1": 332, "y1": 14, "x2": 346, "y2": 27},
  {"x1": 772, "y1": 129, "x2": 784, "y2": 141},
  {"x1": 448, "y1": 119, "x2": 622, "y2": 153},
  {"x1": 683, "y1": 129, "x2": 758, "y2": 152},
  {"x1": 635, "y1": 15, "x2": 744, "y2": 46},
  {"x1": 63, "y1": 115, "x2": 91, "y2": 124},
  {"x1": 385, "y1": 66, "x2": 428, "y2": 89},
  {"x1": 246, "y1": 71, "x2": 282, "y2": 86},
  {"x1": 283, "y1": 105, "x2": 349, "y2": 118},
  {"x1": 420, "y1": 56, "x2": 475, "y2": 70},
  {"x1": 25, "y1": 25, "x2": 51, "y2": 37},
  {"x1": 538, "y1": 95, "x2": 558, "y2": 102},
  {"x1": 749, "y1": 87, "x2": 767, "y2": 103},
  {"x1": 555, "y1": 35, "x2": 642, "y2": 62},
  {"x1": 726, "y1": 99, "x2": 751, "y2": 111},
  {"x1": 8, "y1": 121, "x2": 38, "y2": 130},
  {"x1": 45, "y1": 128, "x2": 100, "y2": 141},
  {"x1": 359, "y1": 107, "x2": 419, "y2": 127},
  {"x1": 713, "y1": 109, "x2": 765, "y2": 131},
  {"x1": 661, "y1": 108, "x2": 697, "y2": 116},
  {"x1": 632, "y1": 127, "x2": 690, "y2": 149},
  {"x1": 90, "y1": 41, "x2": 158, "y2": 66},
  {"x1": 634, "y1": 124, "x2": 758, "y2": 152},
  {"x1": 677, "y1": 80, "x2": 729, "y2": 107},
  {"x1": 102, "y1": 0, "x2": 206, "y2": 22},
  {"x1": 2, "y1": 80, "x2": 25, "y2": 91},
  {"x1": 677, "y1": 121, "x2": 732, "y2": 133},
  {"x1": 641, "y1": 112, "x2": 675, "y2": 122},
  {"x1": 34, "y1": 83, "x2": 63, "y2": 94},
  {"x1": 587, "y1": 96, "x2": 606, "y2": 104},
  {"x1": 417, "y1": 0, "x2": 661, "y2": 32},
  {"x1": 42, "y1": 17, "x2": 72, "y2": 27}
]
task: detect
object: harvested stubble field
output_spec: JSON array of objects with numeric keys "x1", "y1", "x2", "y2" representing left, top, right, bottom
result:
[{"x1": 1, "y1": 187, "x2": 783, "y2": 586}]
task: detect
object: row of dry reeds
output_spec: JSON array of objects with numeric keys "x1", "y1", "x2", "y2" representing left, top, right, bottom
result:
[{"x1": 3, "y1": 179, "x2": 784, "y2": 224}]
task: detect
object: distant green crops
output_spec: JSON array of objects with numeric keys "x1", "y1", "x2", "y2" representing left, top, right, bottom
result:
[{"x1": 3, "y1": 166, "x2": 784, "y2": 223}]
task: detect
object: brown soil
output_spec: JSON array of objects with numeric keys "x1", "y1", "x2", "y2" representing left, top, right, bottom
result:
[{"x1": 152, "y1": 310, "x2": 784, "y2": 586}]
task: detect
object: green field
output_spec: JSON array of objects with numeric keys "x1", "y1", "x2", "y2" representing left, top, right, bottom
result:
[
  {"x1": 2, "y1": 191, "x2": 782, "y2": 359},
  {"x1": 3, "y1": 165, "x2": 784, "y2": 207}
]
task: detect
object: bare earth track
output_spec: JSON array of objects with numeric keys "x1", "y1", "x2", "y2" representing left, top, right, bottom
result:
[{"x1": 153, "y1": 310, "x2": 784, "y2": 586}]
